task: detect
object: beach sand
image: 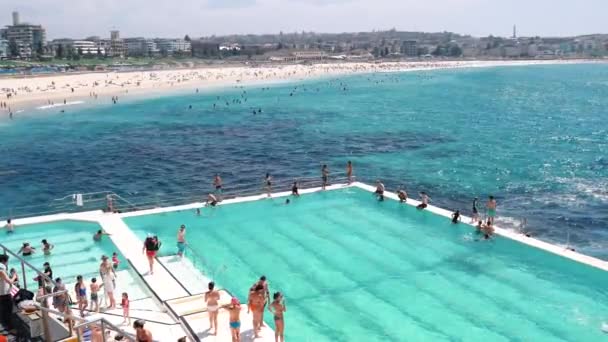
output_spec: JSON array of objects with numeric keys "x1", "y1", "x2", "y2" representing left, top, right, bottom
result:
[{"x1": 0, "y1": 59, "x2": 600, "y2": 114}]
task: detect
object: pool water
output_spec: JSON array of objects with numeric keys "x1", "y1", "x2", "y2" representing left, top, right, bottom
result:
[
  {"x1": 123, "y1": 187, "x2": 608, "y2": 341},
  {"x1": 2, "y1": 220, "x2": 127, "y2": 288}
]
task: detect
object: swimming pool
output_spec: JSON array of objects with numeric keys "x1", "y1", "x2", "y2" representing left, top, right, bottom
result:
[
  {"x1": 2, "y1": 220, "x2": 127, "y2": 288},
  {"x1": 123, "y1": 187, "x2": 608, "y2": 341}
]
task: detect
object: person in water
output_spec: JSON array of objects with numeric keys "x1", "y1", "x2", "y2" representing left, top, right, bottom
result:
[
  {"x1": 5, "y1": 219, "x2": 14, "y2": 233},
  {"x1": 269, "y1": 292, "x2": 287, "y2": 342},
  {"x1": 291, "y1": 181, "x2": 299, "y2": 196},
  {"x1": 397, "y1": 186, "x2": 408, "y2": 203},
  {"x1": 93, "y1": 229, "x2": 111, "y2": 242},
  {"x1": 18, "y1": 242, "x2": 35, "y2": 256},
  {"x1": 471, "y1": 197, "x2": 479, "y2": 223},
  {"x1": 486, "y1": 195, "x2": 497, "y2": 224},
  {"x1": 346, "y1": 161, "x2": 353, "y2": 184},
  {"x1": 133, "y1": 320, "x2": 152, "y2": 342},
  {"x1": 205, "y1": 282, "x2": 221, "y2": 335},
  {"x1": 321, "y1": 164, "x2": 329, "y2": 190},
  {"x1": 224, "y1": 297, "x2": 241, "y2": 342},
  {"x1": 41, "y1": 239, "x2": 54, "y2": 255},
  {"x1": 451, "y1": 210, "x2": 461, "y2": 224},
  {"x1": 375, "y1": 180, "x2": 385, "y2": 201},
  {"x1": 417, "y1": 192, "x2": 430, "y2": 210},
  {"x1": 177, "y1": 225, "x2": 186, "y2": 258}
]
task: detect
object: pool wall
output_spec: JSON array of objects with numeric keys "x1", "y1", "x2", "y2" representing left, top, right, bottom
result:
[{"x1": 3, "y1": 181, "x2": 608, "y2": 292}]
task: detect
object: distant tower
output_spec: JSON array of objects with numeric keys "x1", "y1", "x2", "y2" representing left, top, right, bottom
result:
[
  {"x1": 12, "y1": 11, "x2": 19, "y2": 25},
  {"x1": 110, "y1": 30, "x2": 120, "y2": 40},
  {"x1": 512, "y1": 25, "x2": 517, "y2": 39}
]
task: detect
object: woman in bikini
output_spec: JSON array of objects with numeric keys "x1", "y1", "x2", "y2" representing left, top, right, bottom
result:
[
  {"x1": 204, "y1": 282, "x2": 220, "y2": 335},
  {"x1": 75, "y1": 275, "x2": 88, "y2": 317},
  {"x1": 248, "y1": 284, "x2": 266, "y2": 338},
  {"x1": 269, "y1": 292, "x2": 286, "y2": 342}
]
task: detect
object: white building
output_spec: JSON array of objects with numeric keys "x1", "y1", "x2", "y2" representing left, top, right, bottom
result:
[
  {"x1": 0, "y1": 39, "x2": 8, "y2": 58},
  {"x1": 155, "y1": 39, "x2": 191, "y2": 55}
]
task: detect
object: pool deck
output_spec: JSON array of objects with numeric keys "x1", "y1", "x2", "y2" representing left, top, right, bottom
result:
[{"x1": 5, "y1": 181, "x2": 608, "y2": 341}]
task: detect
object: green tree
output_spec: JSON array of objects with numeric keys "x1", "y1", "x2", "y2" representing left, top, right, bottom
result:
[
  {"x1": 184, "y1": 35, "x2": 191, "y2": 42},
  {"x1": 77, "y1": 47, "x2": 83, "y2": 56},
  {"x1": 97, "y1": 47, "x2": 102, "y2": 58},
  {"x1": 449, "y1": 45, "x2": 462, "y2": 56},
  {"x1": 8, "y1": 40, "x2": 19, "y2": 57},
  {"x1": 56, "y1": 44, "x2": 65, "y2": 58},
  {"x1": 35, "y1": 42, "x2": 44, "y2": 58}
]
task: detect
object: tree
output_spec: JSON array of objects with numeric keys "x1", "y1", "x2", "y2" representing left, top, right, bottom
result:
[
  {"x1": 8, "y1": 40, "x2": 19, "y2": 57},
  {"x1": 77, "y1": 47, "x2": 83, "y2": 56},
  {"x1": 97, "y1": 47, "x2": 102, "y2": 58},
  {"x1": 384, "y1": 46, "x2": 389, "y2": 56},
  {"x1": 56, "y1": 44, "x2": 65, "y2": 59},
  {"x1": 277, "y1": 42, "x2": 283, "y2": 50},
  {"x1": 449, "y1": 45, "x2": 462, "y2": 57},
  {"x1": 35, "y1": 42, "x2": 44, "y2": 58}
]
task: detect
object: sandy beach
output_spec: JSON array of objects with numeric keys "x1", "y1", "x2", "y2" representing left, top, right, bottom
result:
[{"x1": 0, "y1": 59, "x2": 601, "y2": 114}]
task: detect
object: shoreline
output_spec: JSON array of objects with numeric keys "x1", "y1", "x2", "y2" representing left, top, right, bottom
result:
[{"x1": 0, "y1": 59, "x2": 604, "y2": 115}]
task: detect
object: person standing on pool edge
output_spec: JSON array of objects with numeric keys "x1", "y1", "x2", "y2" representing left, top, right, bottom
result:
[
  {"x1": 177, "y1": 225, "x2": 186, "y2": 258},
  {"x1": 346, "y1": 161, "x2": 353, "y2": 184},
  {"x1": 269, "y1": 292, "x2": 286, "y2": 342},
  {"x1": 486, "y1": 196, "x2": 497, "y2": 225},
  {"x1": 142, "y1": 235, "x2": 161, "y2": 275},
  {"x1": 213, "y1": 174, "x2": 223, "y2": 200},
  {"x1": 471, "y1": 197, "x2": 480, "y2": 223},
  {"x1": 321, "y1": 164, "x2": 329, "y2": 190},
  {"x1": 265, "y1": 173, "x2": 273, "y2": 197},
  {"x1": 205, "y1": 282, "x2": 220, "y2": 335}
]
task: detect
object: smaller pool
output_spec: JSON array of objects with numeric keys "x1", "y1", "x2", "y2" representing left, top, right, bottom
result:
[{"x1": 2, "y1": 220, "x2": 127, "y2": 288}]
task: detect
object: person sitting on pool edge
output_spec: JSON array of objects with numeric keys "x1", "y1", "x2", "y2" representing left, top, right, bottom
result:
[
  {"x1": 451, "y1": 210, "x2": 461, "y2": 224},
  {"x1": 206, "y1": 193, "x2": 218, "y2": 207},
  {"x1": 417, "y1": 192, "x2": 430, "y2": 210},
  {"x1": 397, "y1": 186, "x2": 407, "y2": 203},
  {"x1": 375, "y1": 180, "x2": 385, "y2": 201}
]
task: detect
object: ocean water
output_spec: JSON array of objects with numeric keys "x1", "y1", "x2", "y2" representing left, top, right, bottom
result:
[
  {"x1": 2, "y1": 64, "x2": 608, "y2": 257},
  {"x1": 123, "y1": 187, "x2": 608, "y2": 341}
]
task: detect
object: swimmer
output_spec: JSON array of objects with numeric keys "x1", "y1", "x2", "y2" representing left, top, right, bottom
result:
[
  {"x1": 375, "y1": 180, "x2": 385, "y2": 201},
  {"x1": 451, "y1": 210, "x2": 461, "y2": 224},
  {"x1": 205, "y1": 282, "x2": 220, "y2": 335},
  {"x1": 321, "y1": 164, "x2": 329, "y2": 190},
  {"x1": 196, "y1": 208, "x2": 201, "y2": 216},
  {"x1": 346, "y1": 161, "x2": 353, "y2": 184},
  {"x1": 18, "y1": 242, "x2": 35, "y2": 256},
  {"x1": 285, "y1": 199, "x2": 290, "y2": 205},
  {"x1": 417, "y1": 192, "x2": 430, "y2": 210},
  {"x1": 269, "y1": 292, "x2": 286, "y2": 342},
  {"x1": 41, "y1": 239, "x2": 54, "y2": 255},
  {"x1": 177, "y1": 225, "x2": 186, "y2": 258},
  {"x1": 397, "y1": 186, "x2": 407, "y2": 203},
  {"x1": 5, "y1": 219, "x2": 14, "y2": 233},
  {"x1": 93, "y1": 229, "x2": 111, "y2": 242},
  {"x1": 291, "y1": 181, "x2": 299, "y2": 196},
  {"x1": 486, "y1": 195, "x2": 497, "y2": 224}
]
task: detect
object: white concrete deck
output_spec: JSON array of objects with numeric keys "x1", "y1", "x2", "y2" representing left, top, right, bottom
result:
[
  {"x1": 157, "y1": 255, "x2": 212, "y2": 295},
  {"x1": 166, "y1": 290, "x2": 232, "y2": 317},
  {"x1": 97, "y1": 215, "x2": 190, "y2": 302},
  {"x1": 182, "y1": 307, "x2": 274, "y2": 342}
]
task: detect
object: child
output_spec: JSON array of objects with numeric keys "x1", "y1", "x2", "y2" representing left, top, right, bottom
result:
[
  {"x1": 41, "y1": 239, "x2": 54, "y2": 255},
  {"x1": 121, "y1": 292, "x2": 130, "y2": 325},
  {"x1": 89, "y1": 277, "x2": 103, "y2": 313},
  {"x1": 112, "y1": 252, "x2": 120, "y2": 270}
]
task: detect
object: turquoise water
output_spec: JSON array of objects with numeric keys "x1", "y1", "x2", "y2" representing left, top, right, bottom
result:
[
  {"x1": 2, "y1": 64, "x2": 608, "y2": 257},
  {"x1": 2, "y1": 220, "x2": 127, "y2": 288},
  {"x1": 124, "y1": 188, "x2": 608, "y2": 341}
]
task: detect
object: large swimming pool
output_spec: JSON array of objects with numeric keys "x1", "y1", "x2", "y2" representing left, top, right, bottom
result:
[{"x1": 123, "y1": 187, "x2": 608, "y2": 341}]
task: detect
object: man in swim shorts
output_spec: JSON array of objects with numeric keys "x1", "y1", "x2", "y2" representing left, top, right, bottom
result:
[
  {"x1": 225, "y1": 297, "x2": 241, "y2": 342},
  {"x1": 375, "y1": 180, "x2": 385, "y2": 201},
  {"x1": 177, "y1": 225, "x2": 186, "y2": 258},
  {"x1": 321, "y1": 165, "x2": 329, "y2": 190},
  {"x1": 397, "y1": 186, "x2": 407, "y2": 203},
  {"x1": 417, "y1": 192, "x2": 430, "y2": 210},
  {"x1": 486, "y1": 195, "x2": 497, "y2": 224}
]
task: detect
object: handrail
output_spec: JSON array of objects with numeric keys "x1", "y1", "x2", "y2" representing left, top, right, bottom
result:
[
  {"x1": 2, "y1": 173, "x2": 354, "y2": 221},
  {"x1": 74, "y1": 316, "x2": 135, "y2": 342}
]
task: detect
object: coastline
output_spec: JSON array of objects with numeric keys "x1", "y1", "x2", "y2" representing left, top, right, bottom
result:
[{"x1": 0, "y1": 59, "x2": 604, "y2": 114}]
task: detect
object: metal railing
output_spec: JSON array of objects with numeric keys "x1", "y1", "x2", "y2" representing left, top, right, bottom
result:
[
  {"x1": 2, "y1": 173, "x2": 353, "y2": 221},
  {"x1": 74, "y1": 316, "x2": 135, "y2": 342}
]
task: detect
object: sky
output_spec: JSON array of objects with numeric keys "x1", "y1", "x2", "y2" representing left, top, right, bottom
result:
[{"x1": 2, "y1": 0, "x2": 606, "y2": 40}]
